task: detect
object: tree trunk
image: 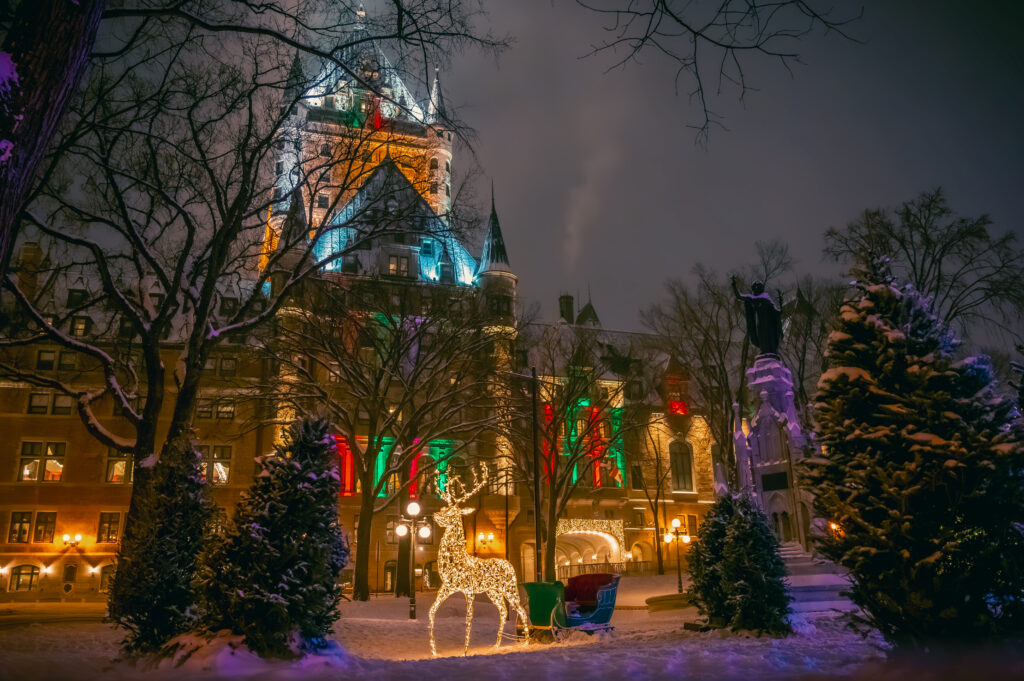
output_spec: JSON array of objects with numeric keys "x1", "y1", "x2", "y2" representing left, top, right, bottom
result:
[
  {"x1": 653, "y1": 512, "x2": 664, "y2": 575},
  {"x1": 352, "y1": 488, "x2": 376, "y2": 601},
  {"x1": 0, "y1": 0, "x2": 106, "y2": 278},
  {"x1": 543, "y1": 490, "x2": 559, "y2": 581}
]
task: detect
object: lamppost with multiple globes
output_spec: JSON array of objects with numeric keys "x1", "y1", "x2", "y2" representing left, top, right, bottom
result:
[
  {"x1": 395, "y1": 500, "x2": 432, "y2": 620},
  {"x1": 663, "y1": 517, "x2": 691, "y2": 595}
]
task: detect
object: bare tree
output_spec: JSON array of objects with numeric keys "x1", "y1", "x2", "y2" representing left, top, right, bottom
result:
[
  {"x1": 503, "y1": 323, "x2": 638, "y2": 580},
  {"x1": 824, "y1": 188, "x2": 1024, "y2": 337},
  {"x1": 644, "y1": 265, "x2": 744, "y2": 481},
  {"x1": 575, "y1": 0, "x2": 860, "y2": 140},
  {"x1": 259, "y1": 278, "x2": 503, "y2": 600},
  {"x1": 0, "y1": 0, "x2": 105, "y2": 279},
  {"x1": 0, "y1": 0, "x2": 502, "y2": 644},
  {"x1": 779, "y1": 274, "x2": 844, "y2": 418}
]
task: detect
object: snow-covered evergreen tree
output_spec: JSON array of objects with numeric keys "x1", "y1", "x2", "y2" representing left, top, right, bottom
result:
[
  {"x1": 108, "y1": 437, "x2": 210, "y2": 653},
  {"x1": 689, "y1": 494, "x2": 790, "y2": 633},
  {"x1": 721, "y1": 495, "x2": 791, "y2": 634},
  {"x1": 201, "y1": 418, "x2": 350, "y2": 657},
  {"x1": 688, "y1": 495, "x2": 734, "y2": 622},
  {"x1": 805, "y1": 265, "x2": 1024, "y2": 646}
]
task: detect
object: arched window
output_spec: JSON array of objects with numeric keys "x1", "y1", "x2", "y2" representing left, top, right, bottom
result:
[
  {"x1": 9, "y1": 564, "x2": 39, "y2": 592},
  {"x1": 669, "y1": 440, "x2": 694, "y2": 492},
  {"x1": 429, "y1": 158, "x2": 439, "y2": 170}
]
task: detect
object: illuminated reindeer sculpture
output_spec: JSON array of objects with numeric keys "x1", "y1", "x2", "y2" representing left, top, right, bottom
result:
[{"x1": 428, "y1": 463, "x2": 529, "y2": 656}]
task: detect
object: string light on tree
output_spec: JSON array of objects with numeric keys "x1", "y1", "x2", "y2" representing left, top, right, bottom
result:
[{"x1": 428, "y1": 463, "x2": 529, "y2": 656}]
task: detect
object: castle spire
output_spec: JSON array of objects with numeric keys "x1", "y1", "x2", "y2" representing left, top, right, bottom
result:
[
  {"x1": 427, "y1": 67, "x2": 447, "y2": 122},
  {"x1": 476, "y1": 182, "x2": 511, "y2": 276}
]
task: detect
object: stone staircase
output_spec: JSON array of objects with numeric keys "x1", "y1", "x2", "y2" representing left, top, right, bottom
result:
[{"x1": 778, "y1": 542, "x2": 857, "y2": 613}]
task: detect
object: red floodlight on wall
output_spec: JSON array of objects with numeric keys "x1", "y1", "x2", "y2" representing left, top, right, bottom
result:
[{"x1": 668, "y1": 401, "x2": 689, "y2": 415}]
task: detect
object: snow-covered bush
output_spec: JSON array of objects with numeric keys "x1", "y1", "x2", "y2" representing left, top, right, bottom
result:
[
  {"x1": 689, "y1": 494, "x2": 791, "y2": 634},
  {"x1": 108, "y1": 436, "x2": 211, "y2": 653},
  {"x1": 804, "y1": 266, "x2": 1024, "y2": 646},
  {"x1": 201, "y1": 418, "x2": 350, "y2": 658}
]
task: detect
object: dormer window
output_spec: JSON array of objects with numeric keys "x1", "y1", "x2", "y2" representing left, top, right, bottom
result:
[
  {"x1": 320, "y1": 143, "x2": 331, "y2": 156},
  {"x1": 420, "y1": 240, "x2": 433, "y2": 257},
  {"x1": 66, "y1": 289, "x2": 87, "y2": 309}
]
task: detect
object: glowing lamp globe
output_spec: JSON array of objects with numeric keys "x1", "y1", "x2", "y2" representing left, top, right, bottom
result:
[
  {"x1": 418, "y1": 525, "x2": 431, "y2": 539},
  {"x1": 74, "y1": 534, "x2": 82, "y2": 543},
  {"x1": 395, "y1": 524, "x2": 409, "y2": 538},
  {"x1": 406, "y1": 501, "x2": 421, "y2": 517},
  {"x1": 682, "y1": 535, "x2": 691, "y2": 544},
  {"x1": 671, "y1": 518, "x2": 681, "y2": 529},
  {"x1": 664, "y1": 533, "x2": 674, "y2": 544},
  {"x1": 62, "y1": 534, "x2": 71, "y2": 543}
]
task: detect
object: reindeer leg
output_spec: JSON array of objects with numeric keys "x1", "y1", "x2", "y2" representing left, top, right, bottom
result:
[
  {"x1": 509, "y1": 586, "x2": 530, "y2": 644},
  {"x1": 487, "y1": 590, "x2": 508, "y2": 648},
  {"x1": 429, "y1": 585, "x2": 453, "y2": 657},
  {"x1": 463, "y1": 592, "x2": 474, "y2": 656}
]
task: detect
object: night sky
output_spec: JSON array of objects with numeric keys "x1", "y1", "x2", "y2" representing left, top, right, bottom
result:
[{"x1": 442, "y1": 1, "x2": 1024, "y2": 331}]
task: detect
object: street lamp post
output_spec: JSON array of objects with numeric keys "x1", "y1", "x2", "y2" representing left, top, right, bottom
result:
[
  {"x1": 396, "y1": 500, "x2": 431, "y2": 620},
  {"x1": 663, "y1": 518, "x2": 691, "y2": 595}
]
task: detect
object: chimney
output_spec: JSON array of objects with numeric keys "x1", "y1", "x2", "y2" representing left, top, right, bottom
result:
[{"x1": 558, "y1": 294, "x2": 574, "y2": 323}]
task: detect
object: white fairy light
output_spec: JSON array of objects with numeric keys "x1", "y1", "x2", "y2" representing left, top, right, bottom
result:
[{"x1": 428, "y1": 464, "x2": 530, "y2": 656}]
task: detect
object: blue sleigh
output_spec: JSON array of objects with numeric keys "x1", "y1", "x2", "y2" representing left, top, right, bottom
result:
[{"x1": 523, "y1": 573, "x2": 620, "y2": 641}]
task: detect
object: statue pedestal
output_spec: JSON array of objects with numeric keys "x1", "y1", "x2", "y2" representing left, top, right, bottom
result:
[{"x1": 734, "y1": 354, "x2": 814, "y2": 548}]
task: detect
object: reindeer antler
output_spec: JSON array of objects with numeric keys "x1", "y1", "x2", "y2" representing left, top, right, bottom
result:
[{"x1": 442, "y1": 462, "x2": 489, "y2": 507}]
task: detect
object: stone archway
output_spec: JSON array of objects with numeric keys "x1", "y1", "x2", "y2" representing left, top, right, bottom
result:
[{"x1": 555, "y1": 518, "x2": 625, "y2": 562}]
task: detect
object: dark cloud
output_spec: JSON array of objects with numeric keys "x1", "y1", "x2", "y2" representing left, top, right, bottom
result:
[{"x1": 445, "y1": 1, "x2": 1024, "y2": 330}]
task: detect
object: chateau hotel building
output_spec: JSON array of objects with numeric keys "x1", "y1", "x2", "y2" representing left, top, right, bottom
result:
[{"x1": 0, "y1": 34, "x2": 717, "y2": 600}]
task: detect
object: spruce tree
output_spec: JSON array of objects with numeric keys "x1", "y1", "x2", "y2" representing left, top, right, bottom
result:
[
  {"x1": 804, "y1": 268, "x2": 1024, "y2": 646},
  {"x1": 688, "y1": 495, "x2": 734, "y2": 622},
  {"x1": 108, "y1": 436, "x2": 210, "y2": 653},
  {"x1": 688, "y1": 494, "x2": 791, "y2": 633},
  {"x1": 721, "y1": 495, "x2": 791, "y2": 634},
  {"x1": 201, "y1": 418, "x2": 350, "y2": 657}
]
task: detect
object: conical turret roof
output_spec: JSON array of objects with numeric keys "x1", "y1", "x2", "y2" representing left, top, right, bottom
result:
[{"x1": 476, "y1": 184, "x2": 512, "y2": 276}]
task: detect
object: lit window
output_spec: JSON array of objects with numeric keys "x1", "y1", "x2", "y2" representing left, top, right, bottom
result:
[
  {"x1": 36, "y1": 350, "x2": 55, "y2": 370},
  {"x1": 8, "y1": 512, "x2": 32, "y2": 543},
  {"x1": 388, "y1": 256, "x2": 409, "y2": 277},
  {"x1": 18, "y1": 441, "x2": 65, "y2": 482},
  {"x1": 8, "y1": 565, "x2": 39, "y2": 592},
  {"x1": 105, "y1": 450, "x2": 133, "y2": 483},
  {"x1": 52, "y1": 395, "x2": 73, "y2": 415},
  {"x1": 97, "y1": 513, "x2": 120, "y2": 543},
  {"x1": 216, "y1": 400, "x2": 235, "y2": 420},
  {"x1": 27, "y1": 393, "x2": 49, "y2": 414},
  {"x1": 33, "y1": 512, "x2": 56, "y2": 543},
  {"x1": 211, "y1": 445, "x2": 232, "y2": 485},
  {"x1": 70, "y1": 316, "x2": 91, "y2": 337}
]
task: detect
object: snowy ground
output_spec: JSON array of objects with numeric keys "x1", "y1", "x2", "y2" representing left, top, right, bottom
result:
[{"x1": 0, "y1": 574, "x2": 949, "y2": 681}]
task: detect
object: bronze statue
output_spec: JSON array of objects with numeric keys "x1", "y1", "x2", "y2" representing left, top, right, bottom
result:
[{"x1": 731, "y1": 277, "x2": 783, "y2": 356}]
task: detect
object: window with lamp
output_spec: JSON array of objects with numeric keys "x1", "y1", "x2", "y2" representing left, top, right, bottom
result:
[
  {"x1": 105, "y1": 449, "x2": 133, "y2": 483},
  {"x1": 18, "y1": 441, "x2": 65, "y2": 482},
  {"x1": 97, "y1": 512, "x2": 120, "y2": 543},
  {"x1": 196, "y1": 444, "x2": 232, "y2": 485}
]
